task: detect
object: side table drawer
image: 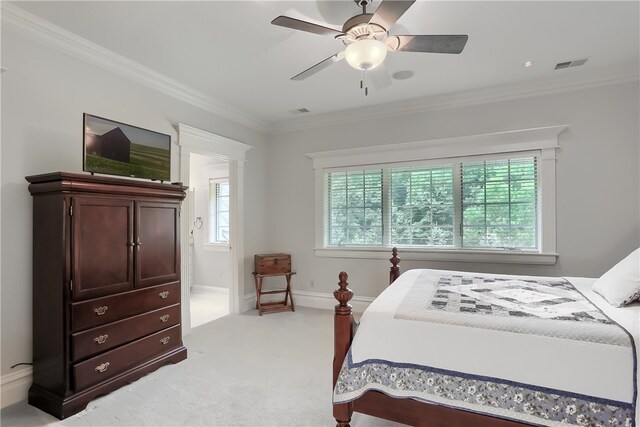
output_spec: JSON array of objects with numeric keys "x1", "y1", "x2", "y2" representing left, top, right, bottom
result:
[
  {"x1": 71, "y1": 282, "x2": 180, "y2": 332},
  {"x1": 254, "y1": 253, "x2": 291, "y2": 275},
  {"x1": 73, "y1": 325, "x2": 181, "y2": 391},
  {"x1": 71, "y1": 304, "x2": 180, "y2": 361}
]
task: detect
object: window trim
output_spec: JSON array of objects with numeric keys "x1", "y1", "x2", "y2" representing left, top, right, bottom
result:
[{"x1": 308, "y1": 125, "x2": 567, "y2": 265}]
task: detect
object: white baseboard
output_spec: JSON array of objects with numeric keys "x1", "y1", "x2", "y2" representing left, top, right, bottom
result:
[
  {"x1": 1, "y1": 367, "x2": 32, "y2": 408},
  {"x1": 242, "y1": 293, "x2": 256, "y2": 312},
  {"x1": 293, "y1": 290, "x2": 373, "y2": 313},
  {"x1": 191, "y1": 285, "x2": 229, "y2": 295},
  {"x1": 241, "y1": 290, "x2": 373, "y2": 314}
]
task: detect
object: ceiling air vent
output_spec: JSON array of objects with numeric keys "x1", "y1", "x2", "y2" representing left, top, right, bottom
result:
[{"x1": 555, "y1": 58, "x2": 588, "y2": 70}]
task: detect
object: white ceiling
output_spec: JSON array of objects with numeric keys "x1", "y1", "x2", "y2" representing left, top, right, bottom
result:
[{"x1": 10, "y1": 1, "x2": 640, "y2": 130}]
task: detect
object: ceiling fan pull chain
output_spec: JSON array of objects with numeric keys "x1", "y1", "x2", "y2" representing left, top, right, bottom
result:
[{"x1": 364, "y1": 70, "x2": 369, "y2": 96}]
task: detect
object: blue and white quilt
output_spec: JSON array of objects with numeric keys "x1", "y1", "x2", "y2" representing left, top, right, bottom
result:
[{"x1": 333, "y1": 270, "x2": 638, "y2": 427}]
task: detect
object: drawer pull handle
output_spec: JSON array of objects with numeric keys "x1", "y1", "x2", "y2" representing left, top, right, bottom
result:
[
  {"x1": 93, "y1": 306, "x2": 108, "y2": 316},
  {"x1": 160, "y1": 336, "x2": 170, "y2": 345},
  {"x1": 94, "y1": 334, "x2": 109, "y2": 345},
  {"x1": 159, "y1": 291, "x2": 170, "y2": 299},
  {"x1": 95, "y1": 362, "x2": 110, "y2": 373},
  {"x1": 160, "y1": 314, "x2": 170, "y2": 323}
]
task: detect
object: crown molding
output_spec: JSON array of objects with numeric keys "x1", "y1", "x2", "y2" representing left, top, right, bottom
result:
[
  {"x1": 1, "y1": 3, "x2": 270, "y2": 133},
  {"x1": 3, "y1": 3, "x2": 638, "y2": 136},
  {"x1": 269, "y1": 64, "x2": 639, "y2": 134}
]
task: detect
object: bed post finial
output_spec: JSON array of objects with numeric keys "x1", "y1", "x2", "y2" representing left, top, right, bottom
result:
[
  {"x1": 390, "y1": 247, "x2": 401, "y2": 284},
  {"x1": 334, "y1": 272, "x2": 353, "y2": 313}
]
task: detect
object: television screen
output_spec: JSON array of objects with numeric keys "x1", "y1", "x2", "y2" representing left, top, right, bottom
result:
[{"x1": 83, "y1": 113, "x2": 171, "y2": 181}]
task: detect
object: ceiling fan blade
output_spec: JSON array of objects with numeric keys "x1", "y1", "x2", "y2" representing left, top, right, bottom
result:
[
  {"x1": 271, "y1": 16, "x2": 343, "y2": 36},
  {"x1": 369, "y1": 0, "x2": 416, "y2": 30},
  {"x1": 369, "y1": 64, "x2": 392, "y2": 91},
  {"x1": 291, "y1": 52, "x2": 344, "y2": 81},
  {"x1": 387, "y1": 35, "x2": 468, "y2": 54}
]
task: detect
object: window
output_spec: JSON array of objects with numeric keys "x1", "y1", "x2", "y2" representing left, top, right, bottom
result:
[
  {"x1": 391, "y1": 165, "x2": 455, "y2": 246},
  {"x1": 309, "y1": 125, "x2": 564, "y2": 264},
  {"x1": 327, "y1": 170, "x2": 383, "y2": 245},
  {"x1": 325, "y1": 155, "x2": 537, "y2": 250},
  {"x1": 208, "y1": 178, "x2": 229, "y2": 243},
  {"x1": 461, "y1": 157, "x2": 537, "y2": 249}
]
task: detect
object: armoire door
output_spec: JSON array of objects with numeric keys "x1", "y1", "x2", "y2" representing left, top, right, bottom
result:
[
  {"x1": 71, "y1": 197, "x2": 135, "y2": 300},
  {"x1": 135, "y1": 201, "x2": 180, "y2": 288}
]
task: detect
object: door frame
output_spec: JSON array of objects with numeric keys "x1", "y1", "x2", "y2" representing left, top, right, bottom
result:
[{"x1": 178, "y1": 123, "x2": 252, "y2": 335}]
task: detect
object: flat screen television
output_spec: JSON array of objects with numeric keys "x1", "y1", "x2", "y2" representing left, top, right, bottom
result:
[{"x1": 83, "y1": 113, "x2": 171, "y2": 181}]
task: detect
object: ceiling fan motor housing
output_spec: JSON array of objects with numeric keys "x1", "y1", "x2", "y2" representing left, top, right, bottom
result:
[{"x1": 342, "y1": 13, "x2": 376, "y2": 34}]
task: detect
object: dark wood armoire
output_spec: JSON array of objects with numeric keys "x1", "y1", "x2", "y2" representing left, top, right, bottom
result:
[{"x1": 25, "y1": 172, "x2": 188, "y2": 419}]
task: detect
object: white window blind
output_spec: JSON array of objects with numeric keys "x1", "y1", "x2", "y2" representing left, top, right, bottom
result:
[
  {"x1": 208, "y1": 179, "x2": 229, "y2": 243},
  {"x1": 324, "y1": 155, "x2": 538, "y2": 250},
  {"x1": 326, "y1": 169, "x2": 383, "y2": 245},
  {"x1": 461, "y1": 157, "x2": 537, "y2": 249},
  {"x1": 390, "y1": 165, "x2": 455, "y2": 246}
]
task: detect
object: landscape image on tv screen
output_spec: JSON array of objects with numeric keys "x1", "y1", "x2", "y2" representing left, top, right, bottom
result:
[{"x1": 83, "y1": 114, "x2": 171, "y2": 181}]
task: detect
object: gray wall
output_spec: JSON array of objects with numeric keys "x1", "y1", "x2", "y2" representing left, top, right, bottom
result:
[
  {"x1": 267, "y1": 81, "x2": 640, "y2": 298},
  {"x1": 0, "y1": 31, "x2": 270, "y2": 377}
]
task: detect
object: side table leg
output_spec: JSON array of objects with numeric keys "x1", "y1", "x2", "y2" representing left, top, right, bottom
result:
[
  {"x1": 253, "y1": 274, "x2": 263, "y2": 316},
  {"x1": 286, "y1": 274, "x2": 295, "y2": 312}
]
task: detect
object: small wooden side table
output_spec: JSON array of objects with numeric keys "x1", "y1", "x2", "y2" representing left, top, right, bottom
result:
[{"x1": 252, "y1": 272, "x2": 296, "y2": 316}]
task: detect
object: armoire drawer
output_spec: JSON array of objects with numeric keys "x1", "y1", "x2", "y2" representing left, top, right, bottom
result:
[
  {"x1": 71, "y1": 304, "x2": 180, "y2": 361},
  {"x1": 73, "y1": 325, "x2": 181, "y2": 391},
  {"x1": 71, "y1": 282, "x2": 180, "y2": 332}
]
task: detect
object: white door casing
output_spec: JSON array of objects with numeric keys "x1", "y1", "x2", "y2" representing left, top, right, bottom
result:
[{"x1": 178, "y1": 123, "x2": 252, "y2": 335}]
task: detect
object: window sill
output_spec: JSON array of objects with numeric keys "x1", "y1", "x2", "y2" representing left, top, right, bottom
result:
[
  {"x1": 314, "y1": 247, "x2": 558, "y2": 265},
  {"x1": 203, "y1": 243, "x2": 230, "y2": 253}
]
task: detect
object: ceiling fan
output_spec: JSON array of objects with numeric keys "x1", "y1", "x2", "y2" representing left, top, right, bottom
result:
[{"x1": 272, "y1": 0, "x2": 468, "y2": 95}]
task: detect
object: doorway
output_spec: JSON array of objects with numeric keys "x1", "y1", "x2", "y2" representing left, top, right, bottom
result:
[
  {"x1": 188, "y1": 153, "x2": 230, "y2": 327},
  {"x1": 178, "y1": 123, "x2": 252, "y2": 335}
]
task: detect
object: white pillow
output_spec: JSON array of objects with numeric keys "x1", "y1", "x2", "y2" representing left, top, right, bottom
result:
[{"x1": 592, "y1": 248, "x2": 640, "y2": 307}]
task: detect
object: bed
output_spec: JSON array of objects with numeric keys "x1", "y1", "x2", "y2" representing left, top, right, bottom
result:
[{"x1": 332, "y1": 249, "x2": 639, "y2": 427}]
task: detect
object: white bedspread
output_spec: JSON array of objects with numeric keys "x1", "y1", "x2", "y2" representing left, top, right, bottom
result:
[{"x1": 343, "y1": 269, "x2": 639, "y2": 426}]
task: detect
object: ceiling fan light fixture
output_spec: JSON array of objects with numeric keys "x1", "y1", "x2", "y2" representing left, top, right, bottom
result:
[{"x1": 345, "y1": 39, "x2": 388, "y2": 71}]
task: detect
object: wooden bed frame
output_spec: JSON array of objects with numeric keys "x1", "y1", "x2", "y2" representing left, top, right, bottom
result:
[{"x1": 332, "y1": 248, "x2": 526, "y2": 427}]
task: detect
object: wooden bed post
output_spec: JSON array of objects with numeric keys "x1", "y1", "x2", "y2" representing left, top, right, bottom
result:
[
  {"x1": 333, "y1": 272, "x2": 354, "y2": 427},
  {"x1": 389, "y1": 247, "x2": 401, "y2": 284}
]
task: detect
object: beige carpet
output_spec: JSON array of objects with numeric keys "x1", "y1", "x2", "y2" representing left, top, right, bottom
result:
[{"x1": 1, "y1": 308, "x2": 405, "y2": 426}]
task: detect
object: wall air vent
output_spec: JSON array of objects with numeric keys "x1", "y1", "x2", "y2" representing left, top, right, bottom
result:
[{"x1": 555, "y1": 58, "x2": 588, "y2": 70}]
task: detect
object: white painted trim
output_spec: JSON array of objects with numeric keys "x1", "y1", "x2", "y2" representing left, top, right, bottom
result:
[
  {"x1": 271, "y1": 66, "x2": 639, "y2": 134},
  {"x1": 191, "y1": 285, "x2": 229, "y2": 295},
  {"x1": 179, "y1": 125, "x2": 252, "y2": 335},
  {"x1": 307, "y1": 125, "x2": 567, "y2": 170},
  {"x1": 1, "y1": 367, "x2": 32, "y2": 408},
  {"x1": 177, "y1": 124, "x2": 252, "y2": 161},
  {"x1": 242, "y1": 293, "x2": 257, "y2": 313},
  {"x1": 241, "y1": 291, "x2": 373, "y2": 314},
  {"x1": 314, "y1": 248, "x2": 558, "y2": 265},
  {"x1": 310, "y1": 126, "x2": 564, "y2": 264},
  {"x1": 294, "y1": 290, "x2": 373, "y2": 313},
  {"x1": 539, "y1": 148, "x2": 558, "y2": 255},
  {"x1": 0, "y1": 3, "x2": 269, "y2": 132},
  {"x1": 202, "y1": 243, "x2": 230, "y2": 253}
]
